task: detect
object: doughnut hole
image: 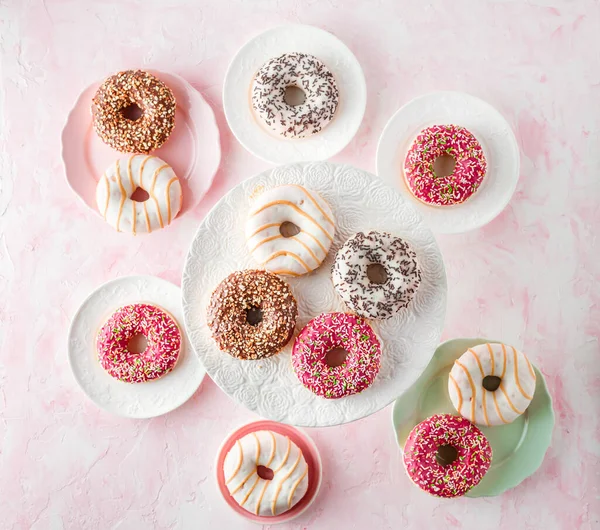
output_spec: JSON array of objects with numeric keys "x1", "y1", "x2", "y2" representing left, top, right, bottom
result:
[
  {"x1": 433, "y1": 154, "x2": 456, "y2": 178},
  {"x1": 130, "y1": 187, "x2": 150, "y2": 202},
  {"x1": 284, "y1": 85, "x2": 306, "y2": 106},
  {"x1": 120, "y1": 102, "x2": 144, "y2": 121},
  {"x1": 257, "y1": 465, "x2": 274, "y2": 480},
  {"x1": 279, "y1": 221, "x2": 301, "y2": 238},
  {"x1": 127, "y1": 333, "x2": 148, "y2": 354},
  {"x1": 435, "y1": 444, "x2": 458, "y2": 466},
  {"x1": 367, "y1": 263, "x2": 388, "y2": 285},
  {"x1": 482, "y1": 375, "x2": 502, "y2": 391},
  {"x1": 325, "y1": 347, "x2": 349, "y2": 367},
  {"x1": 245, "y1": 305, "x2": 263, "y2": 326}
]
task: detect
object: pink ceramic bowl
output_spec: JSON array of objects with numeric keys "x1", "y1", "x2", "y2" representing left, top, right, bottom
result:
[{"x1": 215, "y1": 420, "x2": 323, "y2": 525}]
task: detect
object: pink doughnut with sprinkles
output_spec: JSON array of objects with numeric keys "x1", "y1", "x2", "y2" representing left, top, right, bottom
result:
[
  {"x1": 96, "y1": 303, "x2": 182, "y2": 383},
  {"x1": 403, "y1": 124, "x2": 487, "y2": 206},
  {"x1": 292, "y1": 313, "x2": 381, "y2": 399},
  {"x1": 403, "y1": 414, "x2": 492, "y2": 498}
]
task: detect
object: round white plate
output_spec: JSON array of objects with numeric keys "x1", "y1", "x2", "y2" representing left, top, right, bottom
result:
[
  {"x1": 62, "y1": 70, "x2": 221, "y2": 218},
  {"x1": 182, "y1": 162, "x2": 447, "y2": 427},
  {"x1": 376, "y1": 91, "x2": 520, "y2": 234},
  {"x1": 68, "y1": 275, "x2": 206, "y2": 418},
  {"x1": 223, "y1": 24, "x2": 367, "y2": 165}
]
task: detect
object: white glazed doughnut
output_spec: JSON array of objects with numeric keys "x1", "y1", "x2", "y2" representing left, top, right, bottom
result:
[
  {"x1": 332, "y1": 231, "x2": 421, "y2": 320},
  {"x1": 223, "y1": 430, "x2": 309, "y2": 517},
  {"x1": 96, "y1": 155, "x2": 182, "y2": 234},
  {"x1": 448, "y1": 343, "x2": 536, "y2": 427},
  {"x1": 246, "y1": 184, "x2": 335, "y2": 277},
  {"x1": 251, "y1": 53, "x2": 339, "y2": 138}
]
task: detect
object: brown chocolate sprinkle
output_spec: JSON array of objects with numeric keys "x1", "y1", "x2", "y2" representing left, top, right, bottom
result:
[
  {"x1": 207, "y1": 270, "x2": 298, "y2": 360},
  {"x1": 92, "y1": 70, "x2": 176, "y2": 154}
]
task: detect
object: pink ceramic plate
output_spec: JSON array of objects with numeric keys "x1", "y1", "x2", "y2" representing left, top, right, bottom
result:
[
  {"x1": 61, "y1": 70, "x2": 221, "y2": 217},
  {"x1": 215, "y1": 420, "x2": 323, "y2": 525}
]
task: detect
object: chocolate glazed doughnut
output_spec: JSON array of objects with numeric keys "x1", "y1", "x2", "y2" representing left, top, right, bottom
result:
[{"x1": 207, "y1": 270, "x2": 298, "y2": 360}]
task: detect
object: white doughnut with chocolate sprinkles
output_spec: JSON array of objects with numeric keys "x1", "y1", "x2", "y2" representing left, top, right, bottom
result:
[
  {"x1": 332, "y1": 231, "x2": 421, "y2": 320},
  {"x1": 207, "y1": 270, "x2": 298, "y2": 360},
  {"x1": 92, "y1": 70, "x2": 176, "y2": 153},
  {"x1": 251, "y1": 53, "x2": 339, "y2": 139}
]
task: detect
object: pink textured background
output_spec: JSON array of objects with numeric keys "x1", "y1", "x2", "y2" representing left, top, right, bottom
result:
[{"x1": 1, "y1": 1, "x2": 599, "y2": 528}]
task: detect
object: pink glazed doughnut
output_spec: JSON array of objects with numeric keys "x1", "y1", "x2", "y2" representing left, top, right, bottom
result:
[
  {"x1": 403, "y1": 124, "x2": 487, "y2": 206},
  {"x1": 292, "y1": 313, "x2": 381, "y2": 399},
  {"x1": 403, "y1": 414, "x2": 492, "y2": 498},
  {"x1": 96, "y1": 303, "x2": 182, "y2": 383}
]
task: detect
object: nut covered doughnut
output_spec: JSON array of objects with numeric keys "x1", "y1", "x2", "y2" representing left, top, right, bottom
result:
[
  {"x1": 96, "y1": 303, "x2": 182, "y2": 383},
  {"x1": 404, "y1": 124, "x2": 487, "y2": 206},
  {"x1": 92, "y1": 70, "x2": 176, "y2": 153},
  {"x1": 332, "y1": 231, "x2": 421, "y2": 320},
  {"x1": 96, "y1": 155, "x2": 182, "y2": 234},
  {"x1": 251, "y1": 53, "x2": 339, "y2": 138},
  {"x1": 207, "y1": 270, "x2": 298, "y2": 360},
  {"x1": 223, "y1": 430, "x2": 309, "y2": 516},
  {"x1": 448, "y1": 343, "x2": 536, "y2": 426},
  {"x1": 246, "y1": 184, "x2": 335, "y2": 277},
  {"x1": 292, "y1": 313, "x2": 381, "y2": 399},
  {"x1": 403, "y1": 414, "x2": 492, "y2": 498}
]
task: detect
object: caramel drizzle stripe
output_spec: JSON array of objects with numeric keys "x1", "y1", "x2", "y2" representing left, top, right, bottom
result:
[
  {"x1": 290, "y1": 184, "x2": 335, "y2": 226},
  {"x1": 230, "y1": 469, "x2": 256, "y2": 495},
  {"x1": 248, "y1": 223, "x2": 280, "y2": 239},
  {"x1": 150, "y1": 164, "x2": 168, "y2": 229},
  {"x1": 513, "y1": 346, "x2": 533, "y2": 400},
  {"x1": 291, "y1": 235, "x2": 320, "y2": 265},
  {"x1": 501, "y1": 344, "x2": 507, "y2": 378},
  {"x1": 492, "y1": 390, "x2": 509, "y2": 424},
  {"x1": 448, "y1": 373, "x2": 463, "y2": 414},
  {"x1": 271, "y1": 451, "x2": 301, "y2": 515},
  {"x1": 263, "y1": 250, "x2": 310, "y2": 272},
  {"x1": 138, "y1": 155, "x2": 153, "y2": 188},
  {"x1": 266, "y1": 432, "x2": 276, "y2": 467},
  {"x1": 225, "y1": 440, "x2": 244, "y2": 485},
  {"x1": 499, "y1": 381, "x2": 524, "y2": 415},
  {"x1": 240, "y1": 476, "x2": 260, "y2": 507},
  {"x1": 131, "y1": 201, "x2": 137, "y2": 235},
  {"x1": 165, "y1": 177, "x2": 178, "y2": 225},
  {"x1": 251, "y1": 201, "x2": 333, "y2": 241},
  {"x1": 273, "y1": 438, "x2": 291, "y2": 473},
  {"x1": 255, "y1": 480, "x2": 270, "y2": 515},
  {"x1": 115, "y1": 159, "x2": 126, "y2": 232},
  {"x1": 102, "y1": 175, "x2": 110, "y2": 218},
  {"x1": 270, "y1": 269, "x2": 302, "y2": 277},
  {"x1": 486, "y1": 343, "x2": 495, "y2": 376},
  {"x1": 253, "y1": 432, "x2": 261, "y2": 465},
  {"x1": 287, "y1": 465, "x2": 308, "y2": 508},
  {"x1": 524, "y1": 352, "x2": 536, "y2": 380},
  {"x1": 127, "y1": 155, "x2": 135, "y2": 191},
  {"x1": 456, "y1": 360, "x2": 476, "y2": 423},
  {"x1": 143, "y1": 202, "x2": 151, "y2": 233},
  {"x1": 249, "y1": 234, "x2": 283, "y2": 254},
  {"x1": 469, "y1": 349, "x2": 490, "y2": 426},
  {"x1": 302, "y1": 230, "x2": 328, "y2": 255}
]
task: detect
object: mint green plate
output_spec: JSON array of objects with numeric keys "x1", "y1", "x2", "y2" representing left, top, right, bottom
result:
[{"x1": 392, "y1": 338, "x2": 554, "y2": 497}]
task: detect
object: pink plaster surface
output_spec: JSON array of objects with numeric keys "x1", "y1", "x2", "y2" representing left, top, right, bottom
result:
[{"x1": 1, "y1": 1, "x2": 599, "y2": 529}]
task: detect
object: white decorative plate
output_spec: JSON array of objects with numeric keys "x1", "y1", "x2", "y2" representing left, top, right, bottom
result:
[
  {"x1": 223, "y1": 24, "x2": 367, "y2": 165},
  {"x1": 182, "y1": 162, "x2": 447, "y2": 427},
  {"x1": 62, "y1": 70, "x2": 221, "y2": 218},
  {"x1": 376, "y1": 91, "x2": 520, "y2": 234},
  {"x1": 68, "y1": 275, "x2": 205, "y2": 418}
]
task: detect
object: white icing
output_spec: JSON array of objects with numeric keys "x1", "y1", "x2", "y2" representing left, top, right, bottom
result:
[
  {"x1": 448, "y1": 343, "x2": 536, "y2": 426},
  {"x1": 251, "y1": 53, "x2": 339, "y2": 138},
  {"x1": 223, "y1": 430, "x2": 309, "y2": 517},
  {"x1": 246, "y1": 185, "x2": 335, "y2": 276},
  {"x1": 95, "y1": 155, "x2": 182, "y2": 234}
]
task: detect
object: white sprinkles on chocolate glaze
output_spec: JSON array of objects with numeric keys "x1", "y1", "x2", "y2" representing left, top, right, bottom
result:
[
  {"x1": 251, "y1": 53, "x2": 339, "y2": 139},
  {"x1": 332, "y1": 231, "x2": 421, "y2": 320}
]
